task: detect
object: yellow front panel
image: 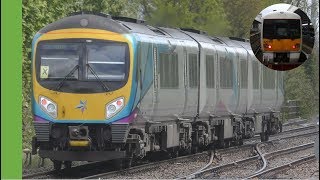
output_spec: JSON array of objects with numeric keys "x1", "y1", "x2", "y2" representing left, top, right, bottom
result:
[
  {"x1": 263, "y1": 38, "x2": 301, "y2": 52},
  {"x1": 33, "y1": 29, "x2": 133, "y2": 121},
  {"x1": 69, "y1": 140, "x2": 90, "y2": 147}
]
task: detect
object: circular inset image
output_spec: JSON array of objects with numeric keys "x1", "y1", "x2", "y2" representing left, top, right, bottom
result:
[{"x1": 250, "y1": 3, "x2": 315, "y2": 71}]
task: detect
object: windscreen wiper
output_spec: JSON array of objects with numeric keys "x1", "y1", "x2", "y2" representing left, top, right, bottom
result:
[
  {"x1": 86, "y1": 63, "x2": 111, "y2": 92},
  {"x1": 54, "y1": 65, "x2": 79, "y2": 91}
]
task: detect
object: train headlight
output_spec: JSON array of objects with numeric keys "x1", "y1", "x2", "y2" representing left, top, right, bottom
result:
[
  {"x1": 108, "y1": 105, "x2": 116, "y2": 113},
  {"x1": 106, "y1": 97, "x2": 124, "y2": 119},
  {"x1": 263, "y1": 43, "x2": 272, "y2": 49},
  {"x1": 293, "y1": 43, "x2": 300, "y2": 49},
  {"x1": 47, "y1": 103, "x2": 56, "y2": 112},
  {"x1": 39, "y1": 96, "x2": 57, "y2": 118}
]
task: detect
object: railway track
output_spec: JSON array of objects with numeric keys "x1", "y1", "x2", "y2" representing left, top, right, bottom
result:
[
  {"x1": 83, "y1": 151, "x2": 212, "y2": 179},
  {"x1": 249, "y1": 155, "x2": 316, "y2": 179},
  {"x1": 179, "y1": 131, "x2": 317, "y2": 179},
  {"x1": 22, "y1": 160, "x2": 116, "y2": 179},
  {"x1": 82, "y1": 145, "x2": 259, "y2": 179},
  {"x1": 244, "y1": 123, "x2": 316, "y2": 143},
  {"x1": 246, "y1": 144, "x2": 315, "y2": 179},
  {"x1": 82, "y1": 129, "x2": 317, "y2": 179},
  {"x1": 282, "y1": 118, "x2": 307, "y2": 127}
]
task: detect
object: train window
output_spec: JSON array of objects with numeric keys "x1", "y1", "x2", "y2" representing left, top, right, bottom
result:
[
  {"x1": 159, "y1": 53, "x2": 179, "y2": 88},
  {"x1": 240, "y1": 60, "x2": 248, "y2": 88},
  {"x1": 263, "y1": 68, "x2": 275, "y2": 89},
  {"x1": 206, "y1": 55, "x2": 215, "y2": 88},
  {"x1": 220, "y1": 56, "x2": 233, "y2": 89},
  {"x1": 252, "y1": 61, "x2": 259, "y2": 89},
  {"x1": 138, "y1": 42, "x2": 152, "y2": 82},
  {"x1": 263, "y1": 19, "x2": 301, "y2": 39},
  {"x1": 38, "y1": 43, "x2": 80, "y2": 80},
  {"x1": 87, "y1": 43, "x2": 128, "y2": 81},
  {"x1": 188, "y1": 54, "x2": 199, "y2": 88}
]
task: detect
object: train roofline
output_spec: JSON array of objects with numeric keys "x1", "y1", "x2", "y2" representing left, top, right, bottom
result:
[{"x1": 263, "y1": 11, "x2": 301, "y2": 20}]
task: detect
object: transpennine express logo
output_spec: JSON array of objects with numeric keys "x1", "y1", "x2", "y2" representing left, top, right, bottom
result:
[{"x1": 76, "y1": 100, "x2": 87, "y2": 113}]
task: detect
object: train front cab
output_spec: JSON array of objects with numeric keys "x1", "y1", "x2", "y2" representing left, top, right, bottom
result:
[
  {"x1": 261, "y1": 11, "x2": 302, "y2": 64},
  {"x1": 31, "y1": 24, "x2": 136, "y2": 168}
]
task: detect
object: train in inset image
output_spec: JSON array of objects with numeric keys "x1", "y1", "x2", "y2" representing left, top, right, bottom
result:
[
  {"x1": 261, "y1": 11, "x2": 302, "y2": 64},
  {"x1": 250, "y1": 4, "x2": 315, "y2": 71}
]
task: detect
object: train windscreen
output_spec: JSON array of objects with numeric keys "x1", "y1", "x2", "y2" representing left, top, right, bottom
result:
[
  {"x1": 263, "y1": 19, "x2": 301, "y2": 39},
  {"x1": 87, "y1": 43, "x2": 127, "y2": 81},
  {"x1": 35, "y1": 40, "x2": 129, "y2": 93}
]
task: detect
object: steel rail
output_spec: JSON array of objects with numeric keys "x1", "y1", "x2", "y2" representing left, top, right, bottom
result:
[
  {"x1": 180, "y1": 132, "x2": 317, "y2": 179},
  {"x1": 246, "y1": 155, "x2": 316, "y2": 179}
]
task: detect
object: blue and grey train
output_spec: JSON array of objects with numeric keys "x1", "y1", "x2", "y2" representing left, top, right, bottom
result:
[{"x1": 31, "y1": 12, "x2": 284, "y2": 169}]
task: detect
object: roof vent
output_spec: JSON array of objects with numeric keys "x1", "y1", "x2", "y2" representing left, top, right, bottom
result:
[
  {"x1": 211, "y1": 38, "x2": 223, "y2": 44},
  {"x1": 229, "y1": 37, "x2": 246, "y2": 42},
  {"x1": 180, "y1": 28, "x2": 207, "y2": 35},
  {"x1": 147, "y1": 25, "x2": 166, "y2": 36},
  {"x1": 68, "y1": 11, "x2": 112, "y2": 19},
  {"x1": 112, "y1": 16, "x2": 145, "y2": 24}
]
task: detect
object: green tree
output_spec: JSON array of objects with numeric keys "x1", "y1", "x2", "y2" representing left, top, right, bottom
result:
[
  {"x1": 222, "y1": 0, "x2": 282, "y2": 38},
  {"x1": 145, "y1": 0, "x2": 230, "y2": 36},
  {"x1": 284, "y1": 66, "x2": 316, "y2": 118}
]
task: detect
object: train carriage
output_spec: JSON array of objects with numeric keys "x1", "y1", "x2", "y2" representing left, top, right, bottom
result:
[
  {"x1": 31, "y1": 12, "x2": 283, "y2": 169},
  {"x1": 261, "y1": 11, "x2": 302, "y2": 64}
]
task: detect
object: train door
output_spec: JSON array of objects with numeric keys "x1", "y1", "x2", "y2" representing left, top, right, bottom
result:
[
  {"x1": 223, "y1": 47, "x2": 239, "y2": 115},
  {"x1": 215, "y1": 46, "x2": 237, "y2": 117},
  {"x1": 246, "y1": 51, "x2": 253, "y2": 114},
  {"x1": 183, "y1": 46, "x2": 200, "y2": 118},
  {"x1": 200, "y1": 44, "x2": 218, "y2": 118},
  {"x1": 213, "y1": 46, "x2": 225, "y2": 116},
  {"x1": 275, "y1": 71, "x2": 284, "y2": 111},
  {"x1": 155, "y1": 38, "x2": 186, "y2": 121},
  {"x1": 136, "y1": 35, "x2": 157, "y2": 120},
  {"x1": 261, "y1": 66, "x2": 276, "y2": 112},
  {"x1": 249, "y1": 57, "x2": 261, "y2": 114},
  {"x1": 237, "y1": 48, "x2": 249, "y2": 115},
  {"x1": 259, "y1": 62, "x2": 263, "y2": 112}
]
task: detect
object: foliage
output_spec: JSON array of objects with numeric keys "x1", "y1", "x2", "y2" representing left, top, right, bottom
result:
[
  {"x1": 222, "y1": 0, "x2": 283, "y2": 38},
  {"x1": 284, "y1": 64, "x2": 316, "y2": 119},
  {"x1": 145, "y1": 0, "x2": 230, "y2": 36}
]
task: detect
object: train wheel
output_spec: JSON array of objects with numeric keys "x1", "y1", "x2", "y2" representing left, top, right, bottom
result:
[
  {"x1": 122, "y1": 158, "x2": 132, "y2": 169},
  {"x1": 265, "y1": 133, "x2": 269, "y2": 141},
  {"x1": 237, "y1": 139, "x2": 244, "y2": 146},
  {"x1": 260, "y1": 132, "x2": 266, "y2": 142},
  {"x1": 52, "y1": 160, "x2": 62, "y2": 171},
  {"x1": 64, "y1": 161, "x2": 72, "y2": 169},
  {"x1": 222, "y1": 141, "x2": 230, "y2": 148},
  {"x1": 191, "y1": 146, "x2": 198, "y2": 154},
  {"x1": 260, "y1": 132, "x2": 270, "y2": 142},
  {"x1": 226, "y1": 141, "x2": 230, "y2": 148},
  {"x1": 112, "y1": 159, "x2": 123, "y2": 170},
  {"x1": 171, "y1": 150, "x2": 179, "y2": 158},
  {"x1": 261, "y1": 122, "x2": 268, "y2": 142},
  {"x1": 219, "y1": 141, "x2": 225, "y2": 148}
]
